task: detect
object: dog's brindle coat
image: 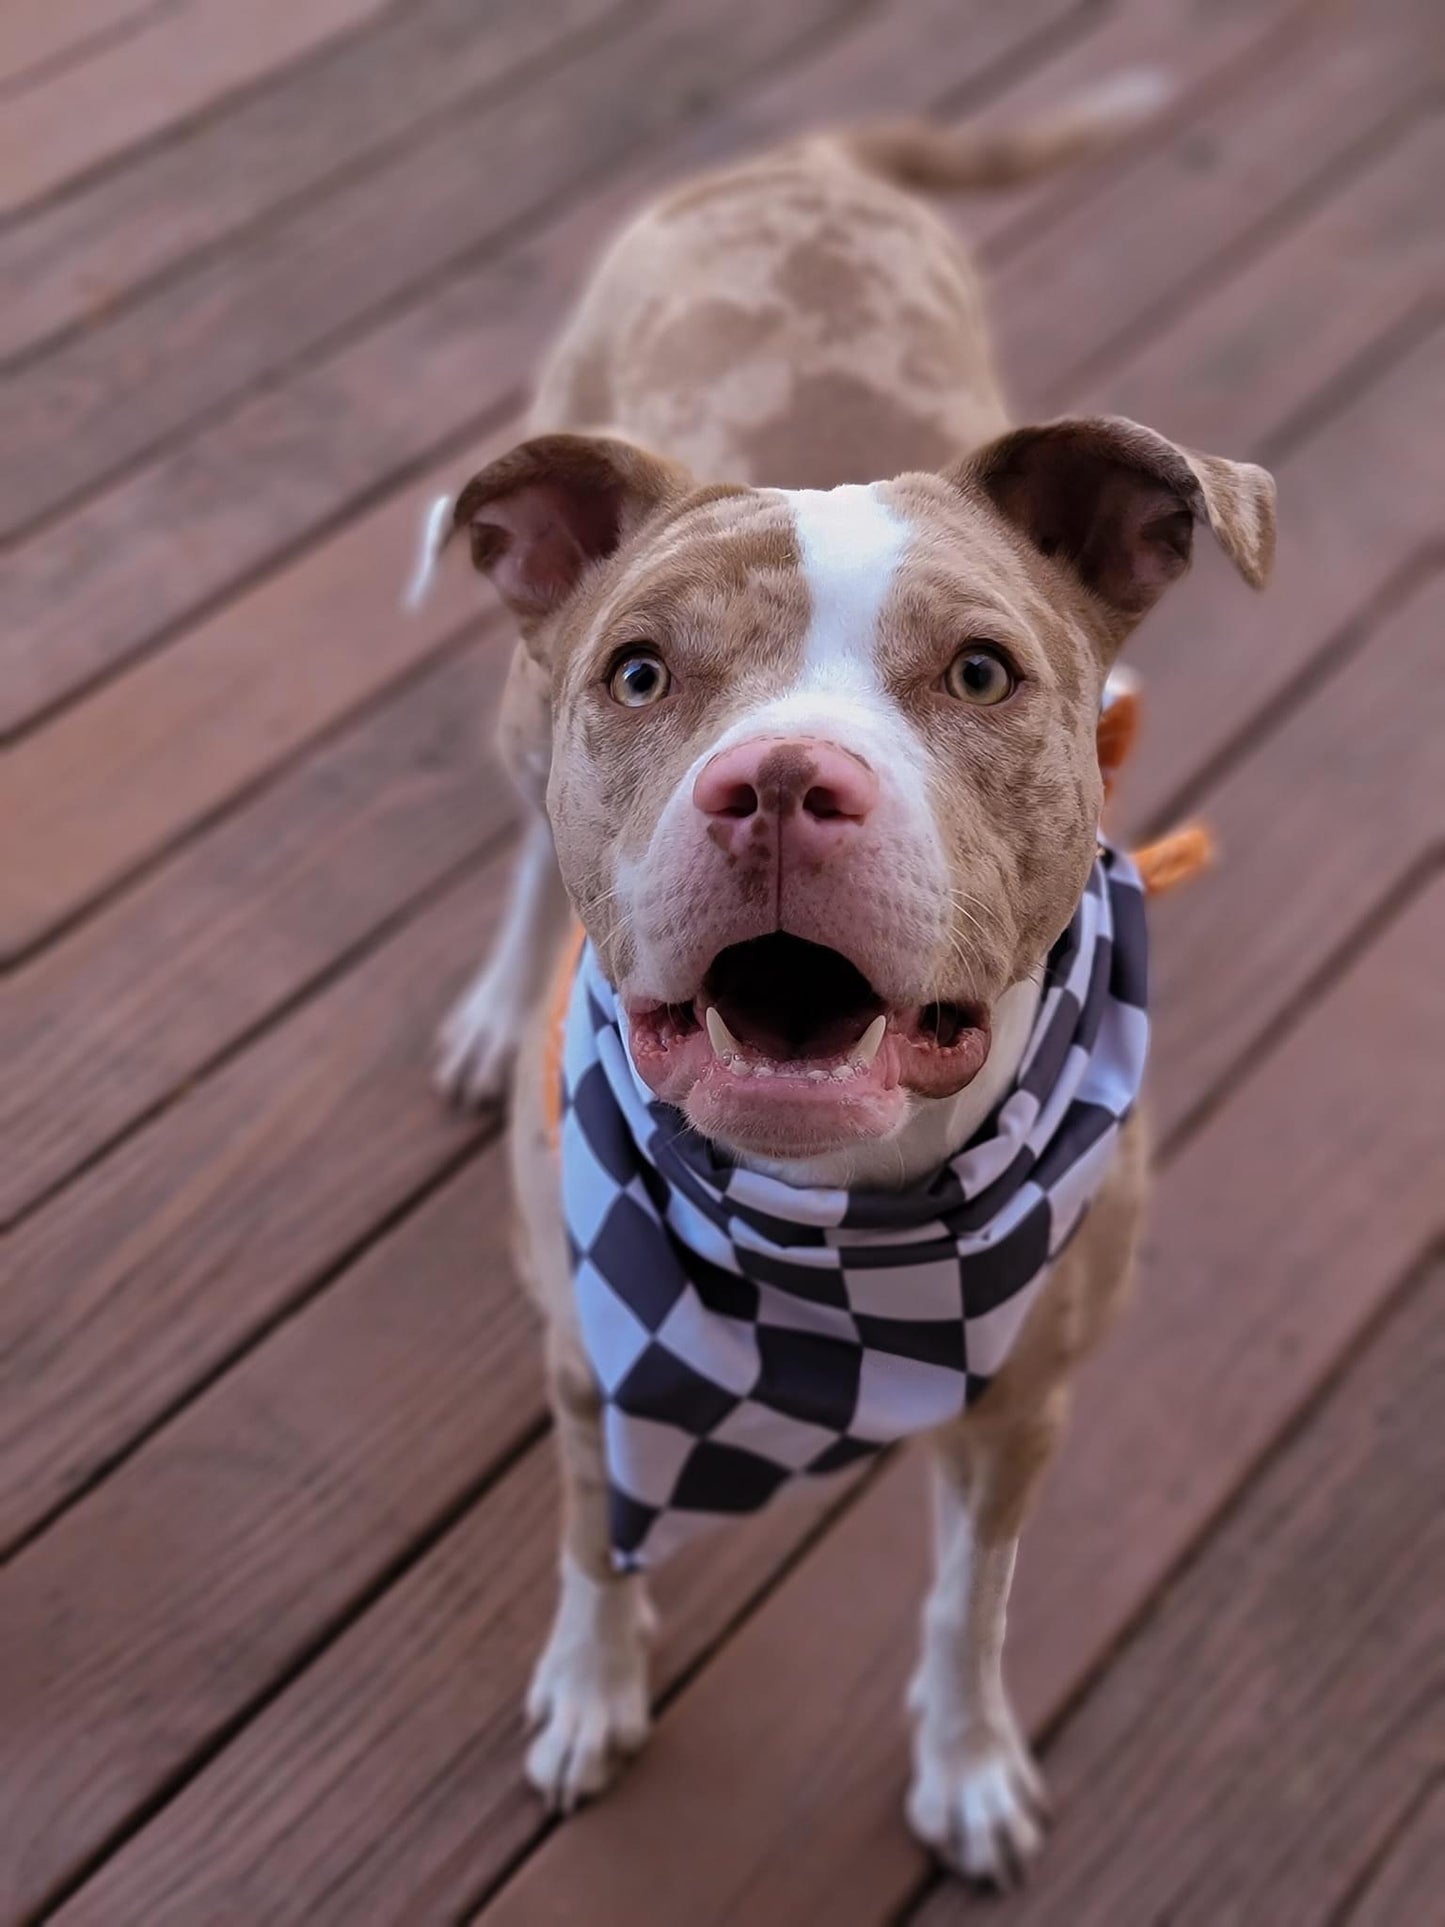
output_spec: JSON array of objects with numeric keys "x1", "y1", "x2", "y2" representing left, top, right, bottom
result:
[{"x1": 431, "y1": 102, "x2": 1274, "y2": 1881}]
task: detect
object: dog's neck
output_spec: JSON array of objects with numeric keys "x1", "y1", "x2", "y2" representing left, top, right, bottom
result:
[{"x1": 734, "y1": 972, "x2": 1045, "y2": 1191}]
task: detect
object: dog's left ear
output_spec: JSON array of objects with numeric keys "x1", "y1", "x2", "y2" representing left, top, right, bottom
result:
[
  {"x1": 449, "y1": 432, "x2": 691, "y2": 636},
  {"x1": 966, "y1": 415, "x2": 1276, "y2": 620}
]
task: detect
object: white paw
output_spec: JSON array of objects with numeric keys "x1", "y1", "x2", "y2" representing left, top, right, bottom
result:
[
  {"x1": 906, "y1": 1722, "x2": 1049, "y2": 1887},
  {"x1": 434, "y1": 968, "x2": 523, "y2": 1107},
  {"x1": 523, "y1": 1564, "x2": 654, "y2": 1814}
]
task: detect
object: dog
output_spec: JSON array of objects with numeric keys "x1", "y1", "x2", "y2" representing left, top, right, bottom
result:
[{"x1": 416, "y1": 79, "x2": 1275, "y2": 1884}]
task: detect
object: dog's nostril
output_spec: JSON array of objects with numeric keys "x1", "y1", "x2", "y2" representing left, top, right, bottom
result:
[
  {"x1": 713, "y1": 781, "x2": 758, "y2": 820},
  {"x1": 802, "y1": 783, "x2": 852, "y2": 821}
]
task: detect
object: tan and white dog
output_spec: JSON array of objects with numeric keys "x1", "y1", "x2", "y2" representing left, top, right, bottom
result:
[{"x1": 420, "y1": 81, "x2": 1274, "y2": 1883}]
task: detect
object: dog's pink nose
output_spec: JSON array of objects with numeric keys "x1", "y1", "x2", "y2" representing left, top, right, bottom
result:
[{"x1": 693, "y1": 737, "x2": 878, "y2": 861}]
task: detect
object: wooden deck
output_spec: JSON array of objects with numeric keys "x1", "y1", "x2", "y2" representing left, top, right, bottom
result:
[{"x1": 2, "y1": 0, "x2": 1441, "y2": 1918}]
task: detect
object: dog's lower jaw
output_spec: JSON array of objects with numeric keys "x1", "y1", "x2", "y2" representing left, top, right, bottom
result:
[
  {"x1": 524, "y1": 1554, "x2": 657, "y2": 1814},
  {"x1": 733, "y1": 972, "x2": 1044, "y2": 1189}
]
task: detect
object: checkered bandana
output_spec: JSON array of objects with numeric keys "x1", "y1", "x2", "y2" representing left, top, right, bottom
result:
[{"x1": 561, "y1": 844, "x2": 1148, "y2": 1569}]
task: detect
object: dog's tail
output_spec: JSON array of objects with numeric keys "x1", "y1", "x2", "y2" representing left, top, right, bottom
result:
[{"x1": 835, "y1": 69, "x2": 1172, "y2": 192}]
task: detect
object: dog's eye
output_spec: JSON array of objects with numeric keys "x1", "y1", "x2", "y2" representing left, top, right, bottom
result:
[
  {"x1": 608, "y1": 648, "x2": 671, "y2": 708},
  {"x1": 944, "y1": 645, "x2": 1015, "y2": 706}
]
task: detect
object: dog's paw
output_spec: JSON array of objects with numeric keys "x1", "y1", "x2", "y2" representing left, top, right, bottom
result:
[
  {"x1": 906, "y1": 1723, "x2": 1049, "y2": 1887},
  {"x1": 434, "y1": 969, "x2": 521, "y2": 1108},
  {"x1": 523, "y1": 1564, "x2": 654, "y2": 1814},
  {"x1": 524, "y1": 1657, "x2": 651, "y2": 1813}
]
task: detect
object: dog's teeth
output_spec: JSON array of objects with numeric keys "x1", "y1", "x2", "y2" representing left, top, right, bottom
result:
[
  {"x1": 705, "y1": 1006, "x2": 743, "y2": 1060},
  {"x1": 855, "y1": 1015, "x2": 887, "y2": 1067}
]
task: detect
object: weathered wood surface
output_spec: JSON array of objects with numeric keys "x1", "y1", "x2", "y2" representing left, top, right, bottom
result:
[{"x1": 2, "y1": 0, "x2": 1439, "y2": 1918}]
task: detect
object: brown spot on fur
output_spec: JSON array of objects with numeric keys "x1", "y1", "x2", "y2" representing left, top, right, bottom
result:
[
  {"x1": 734, "y1": 370, "x2": 959, "y2": 489},
  {"x1": 771, "y1": 234, "x2": 879, "y2": 341},
  {"x1": 645, "y1": 297, "x2": 784, "y2": 390}
]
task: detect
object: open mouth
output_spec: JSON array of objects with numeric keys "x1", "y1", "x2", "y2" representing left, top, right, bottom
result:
[{"x1": 627, "y1": 934, "x2": 991, "y2": 1152}]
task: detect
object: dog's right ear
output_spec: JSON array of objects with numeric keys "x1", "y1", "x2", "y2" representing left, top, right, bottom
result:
[{"x1": 447, "y1": 433, "x2": 690, "y2": 638}]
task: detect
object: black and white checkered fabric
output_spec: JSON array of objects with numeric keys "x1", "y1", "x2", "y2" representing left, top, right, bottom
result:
[{"x1": 561, "y1": 844, "x2": 1149, "y2": 1569}]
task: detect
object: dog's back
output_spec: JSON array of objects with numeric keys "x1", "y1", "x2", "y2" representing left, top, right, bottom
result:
[{"x1": 530, "y1": 75, "x2": 1169, "y2": 490}]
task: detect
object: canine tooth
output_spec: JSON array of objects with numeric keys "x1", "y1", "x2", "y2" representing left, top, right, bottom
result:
[
  {"x1": 856, "y1": 1014, "x2": 887, "y2": 1067},
  {"x1": 705, "y1": 1006, "x2": 742, "y2": 1059}
]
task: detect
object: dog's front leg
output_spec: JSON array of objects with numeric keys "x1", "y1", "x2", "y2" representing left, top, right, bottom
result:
[
  {"x1": 525, "y1": 1329, "x2": 655, "y2": 1813},
  {"x1": 435, "y1": 812, "x2": 571, "y2": 1106},
  {"x1": 906, "y1": 1409, "x2": 1059, "y2": 1885}
]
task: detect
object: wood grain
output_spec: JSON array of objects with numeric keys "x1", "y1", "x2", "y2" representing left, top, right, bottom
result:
[
  {"x1": 0, "y1": 420, "x2": 516, "y2": 962},
  {"x1": 1147, "y1": 567, "x2": 1445, "y2": 1142},
  {"x1": 13, "y1": 569, "x2": 1442, "y2": 1913},
  {"x1": 914, "y1": 1263, "x2": 1445, "y2": 1927},
  {"x1": 1118, "y1": 322, "x2": 1445, "y2": 841},
  {"x1": 470, "y1": 881, "x2": 1444, "y2": 1927},
  {"x1": 1344, "y1": 1782, "x2": 1445, "y2": 1927},
  {"x1": 988, "y1": 5, "x2": 1428, "y2": 404},
  {"x1": 5, "y1": 38, "x2": 1431, "y2": 953},
  {"x1": 0, "y1": 0, "x2": 162, "y2": 92},
  {"x1": 1067, "y1": 106, "x2": 1443, "y2": 449},
  {"x1": 6, "y1": 0, "x2": 1440, "y2": 1915},
  {"x1": 0, "y1": 0, "x2": 862, "y2": 540},
  {"x1": 0, "y1": 0, "x2": 1078, "y2": 732},
  {"x1": 0, "y1": 640, "x2": 516, "y2": 1222},
  {"x1": 48, "y1": 881, "x2": 1445, "y2": 1922},
  {"x1": 0, "y1": 0, "x2": 392, "y2": 216},
  {"x1": 0, "y1": 0, "x2": 621, "y2": 365},
  {"x1": 50, "y1": 1439, "x2": 861, "y2": 1926},
  {"x1": 0, "y1": 850, "x2": 509, "y2": 1551},
  {"x1": 0, "y1": 1157, "x2": 541, "y2": 1920}
]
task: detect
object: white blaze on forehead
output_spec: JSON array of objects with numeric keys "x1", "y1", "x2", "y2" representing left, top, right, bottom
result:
[
  {"x1": 787, "y1": 483, "x2": 910, "y2": 691},
  {"x1": 681, "y1": 480, "x2": 924, "y2": 782}
]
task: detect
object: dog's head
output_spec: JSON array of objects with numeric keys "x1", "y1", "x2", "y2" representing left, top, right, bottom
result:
[{"x1": 451, "y1": 422, "x2": 1274, "y2": 1160}]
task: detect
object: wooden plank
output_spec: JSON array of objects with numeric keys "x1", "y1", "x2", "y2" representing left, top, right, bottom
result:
[
  {"x1": 1345, "y1": 1784, "x2": 1445, "y2": 1927},
  {"x1": 0, "y1": 0, "x2": 625, "y2": 368},
  {"x1": 914, "y1": 1264, "x2": 1445, "y2": 1927},
  {"x1": 0, "y1": 0, "x2": 392, "y2": 217},
  {"x1": 0, "y1": 0, "x2": 162, "y2": 92},
  {"x1": 0, "y1": 849, "x2": 510, "y2": 1552},
  {"x1": 6, "y1": 50, "x2": 1430, "y2": 958},
  {"x1": 2, "y1": 0, "x2": 1441, "y2": 1456},
  {"x1": 7, "y1": 0, "x2": 1302, "y2": 371},
  {"x1": 997, "y1": 22, "x2": 1437, "y2": 412},
  {"x1": 949, "y1": 0, "x2": 1345, "y2": 256},
  {"x1": 0, "y1": 0, "x2": 1329, "y2": 734},
  {"x1": 49, "y1": 1441, "x2": 859, "y2": 1926},
  {"x1": 0, "y1": 640, "x2": 516, "y2": 1223},
  {"x1": 1118, "y1": 322, "x2": 1445, "y2": 840},
  {"x1": 468, "y1": 880, "x2": 1444, "y2": 1927},
  {"x1": 0, "y1": 422, "x2": 514, "y2": 964},
  {"x1": 12, "y1": 568, "x2": 1440, "y2": 1906},
  {"x1": 1056, "y1": 108, "x2": 1443, "y2": 449},
  {"x1": 0, "y1": 0, "x2": 867, "y2": 541},
  {"x1": 0, "y1": 0, "x2": 1080, "y2": 733},
  {"x1": 1147, "y1": 568, "x2": 1445, "y2": 1143},
  {"x1": 0, "y1": 1157, "x2": 541, "y2": 1921}
]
